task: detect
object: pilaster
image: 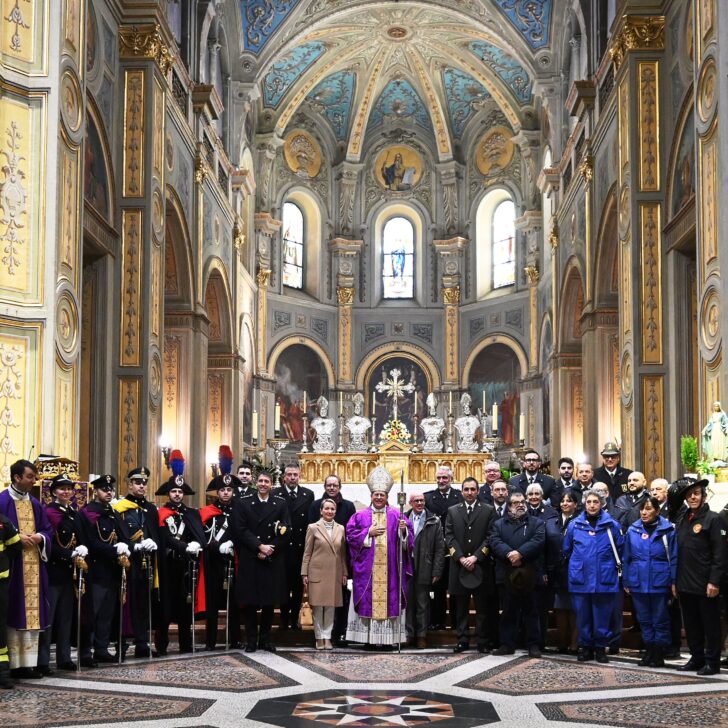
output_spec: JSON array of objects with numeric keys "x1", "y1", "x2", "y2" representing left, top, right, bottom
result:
[{"x1": 254, "y1": 212, "x2": 281, "y2": 376}]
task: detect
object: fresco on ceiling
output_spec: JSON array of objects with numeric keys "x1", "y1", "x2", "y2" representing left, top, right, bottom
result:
[
  {"x1": 283, "y1": 129, "x2": 323, "y2": 178},
  {"x1": 243, "y1": 0, "x2": 302, "y2": 54},
  {"x1": 475, "y1": 126, "x2": 515, "y2": 177},
  {"x1": 375, "y1": 145, "x2": 424, "y2": 192},
  {"x1": 306, "y1": 70, "x2": 356, "y2": 141},
  {"x1": 670, "y1": 107, "x2": 695, "y2": 219},
  {"x1": 262, "y1": 41, "x2": 327, "y2": 108},
  {"x1": 368, "y1": 78, "x2": 431, "y2": 131},
  {"x1": 468, "y1": 40, "x2": 532, "y2": 104},
  {"x1": 443, "y1": 67, "x2": 491, "y2": 137},
  {"x1": 492, "y1": 0, "x2": 553, "y2": 50}
]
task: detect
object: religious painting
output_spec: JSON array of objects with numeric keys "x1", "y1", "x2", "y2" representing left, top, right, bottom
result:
[
  {"x1": 367, "y1": 357, "x2": 429, "y2": 437},
  {"x1": 241, "y1": 323, "x2": 254, "y2": 443},
  {"x1": 382, "y1": 216, "x2": 414, "y2": 299},
  {"x1": 83, "y1": 114, "x2": 110, "y2": 220},
  {"x1": 468, "y1": 343, "x2": 520, "y2": 445},
  {"x1": 283, "y1": 129, "x2": 322, "y2": 178},
  {"x1": 274, "y1": 343, "x2": 328, "y2": 443},
  {"x1": 86, "y1": 1, "x2": 98, "y2": 76},
  {"x1": 375, "y1": 145, "x2": 424, "y2": 192},
  {"x1": 475, "y1": 126, "x2": 515, "y2": 177},
  {"x1": 670, "y1": 108, "x2": 695, "y2": 219}
]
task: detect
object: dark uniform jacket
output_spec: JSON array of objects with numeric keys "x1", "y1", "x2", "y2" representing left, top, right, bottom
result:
[
  {"x1": 615, "y1": 490, "x2": 648, "y2": 527},
  {"x1": 527, "y1": 503, "x2": 559, "y2": 522},
  {"x1": 0, "y1": 514, "x2": 21, "y2": 580},
  {"x1": 594, "y1": 465, "x2": 632, "y2": 502},
  {"x1": 81, "y1": 502, "x2": 129, "y2": 585},
  {"x1": 233, "y1": 494, "x2": 291, "y2": 606},
  {"x1": 308, "y1": 496, "x2": 356, "y2": 527},
  {"x1": 509, "y1": 473, "x2": 560, "y2": 506},
  {"x1": 425, "y1": 487, "x2": 463, "y2": 529},
  {"x1": 489, "y1": 514, "x2": 545, "y2": 585},
  {"x1": 45, "y1": 503, "x2": 88, "y2": 585},
  {"x1": 272, "y1": 486, "x2": 315, "y2": 554},
  {"x1": 405, "y1": 508, "x2": 445, "y2": 586},
  {"x1": 444, "y1": 500, "x2": 496, "y2": 595},
  {"x1": 676, "y1": 504, "x2": 727, "y2": 594}
]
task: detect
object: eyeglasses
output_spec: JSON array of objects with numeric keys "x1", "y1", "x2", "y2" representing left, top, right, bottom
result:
[
  {"x1": 603, "y1": 454, "x2": 618, "y2": 459},
  {"x1": 524, "y1": 458, "x2": 540, "y2": 463},
  {"x1": 411, "y1": 499, "x2": 425, "y2": 503}
]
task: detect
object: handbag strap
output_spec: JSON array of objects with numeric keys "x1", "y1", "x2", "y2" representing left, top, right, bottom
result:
[
  {"x1": 606, "y1": 525, "x2": 622, "y2": 573},
  {"x1": 661, "y1": 534, "x2": 671, "y2": 566}
]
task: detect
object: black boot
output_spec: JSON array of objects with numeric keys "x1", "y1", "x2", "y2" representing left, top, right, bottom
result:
[
  {"x1": 649, "y1": 644, "x2": 665, "y2": 668},
  {"x1": 577, "y1": 647, "x2": 594, "y2": 662},
  {"x1": 0, "y1": 664, "x2": 13, "y2": 689},
  {"x1": 638, "y1": 645, "x2": 653, "y2": 666},
  {"x1": 594, "y1": 647, "x2": 609, "y2": 663}
]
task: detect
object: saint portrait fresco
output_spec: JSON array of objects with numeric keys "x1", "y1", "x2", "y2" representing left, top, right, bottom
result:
[{"x1": 375, "y1": 145, "x2": 423, "y2": 191}]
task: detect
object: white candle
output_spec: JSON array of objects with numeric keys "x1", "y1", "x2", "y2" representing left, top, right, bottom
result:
[
  {"x1": 252, "y1": 410, "x2": 258, "y2": 440},
  {"x1": 519, "y1": 413, "x2": 526, "y2": 440},
  {"x1": 414, "y1": 392, "x2": 418, "y2": 416},
  {"x1": 482, "y1": 390, "x2": 485, "y2": 412},
  {"x1": 274, "y1": 402, "x2": 281, "y2": 433},
  {"x1": 492, "y1": 403, "x2": 498, "y2": 432},
  {"x1": 372, "y1": 391, "x2": 376, "y2": 414},
  {"x1": 448, "y1": 391, "x2": 452, "y2": 414},
  {"x1": 303, "y1": 391, "x2": 307, "y2": 412}
]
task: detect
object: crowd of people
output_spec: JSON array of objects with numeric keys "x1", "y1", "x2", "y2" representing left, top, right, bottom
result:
[{"x1": 0, "y1": 441, "x2": 727, "y2": 691}]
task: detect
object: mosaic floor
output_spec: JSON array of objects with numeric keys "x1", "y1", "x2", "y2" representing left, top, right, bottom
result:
[{"x1": 3, "y1": 648, "x2": 728, "y2": 728}]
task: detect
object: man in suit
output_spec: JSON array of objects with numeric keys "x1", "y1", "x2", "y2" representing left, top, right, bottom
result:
[
  {"x1": 509, "y1": 450, "x2": 559, "y2": 506},
  {"x1": 233, "y1": 470, "x2": 290, "y2": 652},
  {"x1": 235, "y1": 461, "x2": 257, "y2": 498},
  {"x1": 568, "y1": 462, "x2": 596, "y2": 503},
  {"x1": 616, "y1": 471, "x2": 649, "y2": 526},
  {"x1": 555, "y1": 457, "x2": 575, "y2": 492},
  {"x1": 307, "y1": 474, "x2": 355, "y2": 646},
  {"x1": 273, "y1": 463, "x2": 314, "y2": 630},
  {"x1": 593, "y1": 442, "x2": 632, "y2": 502},
  {"x1": 405, "y1": 492, "x2": 444, "y2": 649},
  {"x1": 479, "y1": 461, "x2": 502, "y2": 504},
  {"x1": 445, "y1": 478, "x2": 496, "y2": 653},
  {"x1": 491, "y1": 481, "x2": 509, "y2": 520},
  {"x1": 424, "y1": 466, "x2": 463, "y2": 630}
]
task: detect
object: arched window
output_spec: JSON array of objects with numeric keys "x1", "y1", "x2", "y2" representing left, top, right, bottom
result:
[
  {"x1": 382, "y1": 216, "x2": 414, "y2": 299},
  {"x1": 492, "y1": 200, "x2": 515, "y2": 289},
  {"x1": 282, "y1": 201, "x2": 304, "y2": 289}
]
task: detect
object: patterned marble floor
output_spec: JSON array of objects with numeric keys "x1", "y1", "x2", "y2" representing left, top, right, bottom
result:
[{"x1": 2, "y1": 648, "x2": 727, "y2": 728}]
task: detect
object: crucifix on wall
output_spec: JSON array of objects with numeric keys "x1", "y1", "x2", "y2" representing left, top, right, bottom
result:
[{"x1": 375, "y1": 368, "x2": 415, "y2": 422}]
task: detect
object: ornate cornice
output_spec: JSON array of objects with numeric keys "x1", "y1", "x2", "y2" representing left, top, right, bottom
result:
[
  {"x1": 194, "y1": 153, "x2": 208, "y2": 185},
  {"x1": 442, "y1": 286, "x2": 461, "y2": 305},
  {"x1": 610, "y1": 15, "x2": 665, "y2": 71},
  {"x1": 119, "y1": 24, "x2": 174, "y2": 75},
  {"x1": 336, "y1": 286, "x2": 355, "y2": 305},
  {"x1": 524, "y1": 265, "x2": 540, "y2": 285},
  {"x1": 578, "y1": 153, "x2": 594, "y2": 183},
  {"x1": 256, "y1": 269, "x2": 271, "y2": 288},
  {"x1": 548, "y1": 219, "x2": 560, "y2": 251}
]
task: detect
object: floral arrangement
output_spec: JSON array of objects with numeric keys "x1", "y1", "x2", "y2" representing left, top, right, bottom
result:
[{"x1": 380, "y1": 419, "x2": 411, "y2": 443}]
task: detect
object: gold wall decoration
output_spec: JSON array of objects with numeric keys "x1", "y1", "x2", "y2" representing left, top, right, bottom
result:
[
  {"x1": 442, "y1": 287, "x2": 461, "y2": 305},
  {"x1": 118, "y1": 23, "x2": 174, "y2": 75},
  {"x1": 120, "y1": 210, "x2": 143, "y2": 366},
  {"x1": 0, "y1": 321, "x2": 41, "y2": 483},
  {"x1": 640, "y1": 203, "x2": 662, "y2": 364},
  {"x1": 118, "y1": 377, "x2": 140, "y2": 479},
  {"x1": 698, "y1": 0, "x2": 714, "y2": 50},
  {"x1": 408, "y1": 47, "x2": 451, "y2": 158},
  {"x1": 638, "y1": 62, "x2": 659, "y2": 192},
  {"x1": 620, "y1": 235, "x2": 632, "y2": 339},
  {"x1": 699, "y1": 131, "x2": 717, "y2": 267},
  {"x1": 475, "y1": 126, "x2": 515, "y2": 177},
  {"x1": 700, "y1": 287, "x2": 720, "y2": 356},
  {"x1": 443, "y1": 287, "x2": 460, "y2": 384},
  {"x1": 375, "y1": 145, "x2": 424, "y2": 191},
  {"x1": 207, "y1": 373, "x2": 224, "y2": 445},
  {"x1": 150, "y1": 241, "x2": 161, "y2": 339},
  {"x1": 54, "y1": 358, "x2": 76, "y2": 458},
  {"x1": 152, "y1": 77, "x2": 165, "y2": 183},
  {"x1": 610, "y1": 15, "x2": 665, "y2": 71},
  {"x1": 55, "y1": 291, "x2": 78, "y2": 359},
  {"x1": 60, "y1": 69, "x2": 83, "y2": 134},
  {"x1": 1, "y1": 0, "x2": 46, "y2": 73},
  {"x1": 697, "y1": 56, "x2": 717, "y2": 125},
  {"x1": 58, "y1": 144, "x2": 80, "y2": 283},
  {"x1": 283, "y1": 129, "x2": 322, "y2": 179},
  {"x1": 618, "y1": 80, "x2": 630, "y2": 172},
  {"x1": 64, "y1": 0, "x2": 83, "y2": 64},
  {"x1": 348, "y1": 52, "x2": 385, "y2": 159},
  {"x1": 0, "y1": 88, "x2": 44, "y2": 303},
  {"x1": 641, "y1": 375, "x2": 665, "y2": 481},
  {"x1": 162, "y1": 334, "x2": 180, "y2": 440},
  {"x1": 149, "y1": 351, "x2": 162, "y2": 403},
  {"x1": 256, "y1": 269, "x2": 271, "y2": 375},
  {"x1": 524, "y1": 267, "x2": 539, "y2": 372},
  {"x1": 123, "y1": 69, "x2": 145, "y2": 197},
  {"x1": 337, "y1": 286, "x2": 354, "y2": 305},
  {"x1": 337, "y1": 289, "x2": 353, "y2": 384}
]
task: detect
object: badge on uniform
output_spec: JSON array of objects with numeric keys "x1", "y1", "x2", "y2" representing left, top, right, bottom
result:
[
  {"x1": 693, "y1": 523, "x2": 702, "y2": 534},
  {"x1": 588, "y1": 531, "x2": 595, "y2": 536},
  {"x1": 641, "y1": 533, "x2": 649, "y2": 539}
]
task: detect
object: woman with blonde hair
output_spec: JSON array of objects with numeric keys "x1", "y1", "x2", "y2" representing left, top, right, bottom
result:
[{"x1": 301, "y1": 498, "x2": 348, "y2": 649}]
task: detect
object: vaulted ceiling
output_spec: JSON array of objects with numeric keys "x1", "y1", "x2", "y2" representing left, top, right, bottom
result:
[{"x1": 245, "y1": 1, "x2": 557, "y2": 162}]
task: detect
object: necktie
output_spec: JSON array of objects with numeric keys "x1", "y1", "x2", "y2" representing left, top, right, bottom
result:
[
  {"x1": 528, "y1": 476, "x2": 534, "y2": 485},
  {"x1": 467, "y1": 506, "x2": 473, "y2": 517},
  {"x1": 498, "y1": 506, "x2": 503, "y2": 517},
  {"x1": 289, "y1": 489, "x2": 296, "y2": 500}
]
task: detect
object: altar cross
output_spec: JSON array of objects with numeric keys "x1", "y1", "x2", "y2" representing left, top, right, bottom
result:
[{"x1": 375, "y1": 368, "x2": 415, "y2": 422}]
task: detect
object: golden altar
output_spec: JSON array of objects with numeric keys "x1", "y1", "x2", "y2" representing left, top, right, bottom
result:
[{"x1": 298, "y1": 440, "x2": 493, "y2": 485}]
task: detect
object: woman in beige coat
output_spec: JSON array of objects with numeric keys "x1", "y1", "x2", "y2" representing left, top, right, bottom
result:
[{"x1": 301, "y1": 499, "x2": 348, "y2": 649}]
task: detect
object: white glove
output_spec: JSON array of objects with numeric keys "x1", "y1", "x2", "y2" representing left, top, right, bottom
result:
[
  {"x1": 71, "y1": 545, "x2": 88, "y2": 559},
  {"x1": 219, "y1": 541, "x2": 234, "y2": 556},
  {"x1": 142, "y1": 538, "x2": 157, "y2": 552},
  {"x1": 134, "y1": 542, "x2": 145, "y2": 552},
  {"x1": 116, "y1": 543, "x2": 130, "y2": 557},
  {"x1": 185, "y1": 541, "x2": 201, "y2": 556}
]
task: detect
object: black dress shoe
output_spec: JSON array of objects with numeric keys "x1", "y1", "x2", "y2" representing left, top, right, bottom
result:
[
  {"x1": 453, "y1": 643, "x2": 469, "y2": 653},
  {"x1": 607, "y1": 645, "x2": 619, "y2": 655},
  {"x1": 677, "y1": 658, "x2": 705, "y2": 672},
  {"x1": 230, "y1": 642, "x2": 243, "y2": 649},
  {"x1": 697, "y1": 665, "x2": 720, "y2": 676},
  {"x1": 11, "y1": 667, "x2": 41, "y2": 679},
  {"x1": 577, "y1": 648, "x2": 594, "y2": 662},
  {"x1": 594, "y1": 648, "x2": 609, "y2": 664},
  {"x1": 244, "y1": 644, "x2": 257, "y2": 653},
  {"x1": 528, "y1": 645, "x2": 542, "y2": 658},
  {"x1": 35, "y1": 665, "x2": 53, "y2": 676},
  {"x1": 94, "y1": 651, "x2": 115, "y2": 663},
  {"x1": 56, "y1": 661, "x2": 77, "y2": 671},
  {"x1": 492, "y1": 646, "x2": 515, "y2": 656},
  {"x1": 259, "y1": 642, "x2": 277, "y2": 653},
  {"x1": 477, "y1": 645, "x2": 490, "y2": 654},
  {"x1": 134, "y1": 647, "x2": 151, "y2": 658}
]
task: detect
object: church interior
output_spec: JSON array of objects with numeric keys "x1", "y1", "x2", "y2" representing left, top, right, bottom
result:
[{"x1": 2, "y1": 0, "x2": 728, "y2": 726}]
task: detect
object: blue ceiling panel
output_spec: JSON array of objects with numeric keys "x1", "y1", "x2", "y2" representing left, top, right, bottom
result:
[
  {"x1": 262, "y1": 41, "x2": 327, "y2": 108},
  {"x1": 307, "y1": 70, "x2": 357, "y2": 141},
  {"x1": 492, "y1": 0, "x2": 553, "y2": 50},
  {"x1": 368, "y1": 78, "x2": 432, "y2": 131},
  {"x1": 242, "y1": 0, "x2": 302, "y2": 54},
  {"x1": 442, "y1": 67, "x2": 491, "y2": 137},
  {"x1": 468, "y1": 40, "x2": 533, "y2": 104}
]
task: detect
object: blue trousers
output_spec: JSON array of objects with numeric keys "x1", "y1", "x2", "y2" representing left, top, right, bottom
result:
[
  {"x1": 571, "y1": 592, "x2": 617, "y2": 648},
  {"x1": 630, "y1": 592, "x2": 671, "y2": 646}
]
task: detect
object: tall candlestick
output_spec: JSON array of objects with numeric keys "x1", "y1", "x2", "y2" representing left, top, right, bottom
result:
[
  {"x1": 414, "y1": 392, "x2": 418, "y2": 416},
  {"x1": 519, "y1": 413, "x2": 525, "y2": 441},
  {"x1": 448, "y1": 391, "x2": 452, "y2": 414},
  {"x1": 492, "y1": 403, "x2": 498, "y2": 432},
  {"x1": 252, "y1": 409, "x2": 258, "y2": 441},
  {"x1": 274, "y1": 402, "x2": 281, "y2": 433}
]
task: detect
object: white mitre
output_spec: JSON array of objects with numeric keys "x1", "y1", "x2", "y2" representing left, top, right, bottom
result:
[{"x1": 366, "y1": 465, "x2": 394, "y2": 494}]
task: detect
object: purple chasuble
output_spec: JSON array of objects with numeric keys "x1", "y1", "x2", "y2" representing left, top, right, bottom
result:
[
  {"x1": 346, "y1": 506, "x2": 414, "y2": 619},
  {"x1": 0, "y1": 489, "x2": 52, "y2": 629}
]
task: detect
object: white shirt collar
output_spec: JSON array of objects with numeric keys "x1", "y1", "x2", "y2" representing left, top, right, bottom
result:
[
  {"x1": 9, "y1": 485, "x2": 29, "y2": 501},
  {"x1": 257, "y1": 494, "x2": 269, "y2": 503},
  {"x1": 371, "y1": 505, "x2": 387, "y2": 513}
]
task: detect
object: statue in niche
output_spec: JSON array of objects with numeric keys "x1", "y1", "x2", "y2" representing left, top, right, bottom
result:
[
  {"x1": 702, "y1": 401, "x2": 728, "y2": 463},
  {"x1": 419, "y1": 393, "x2": 445, "y2": 453},
  {"x1": 311, "y1": 396, "x2": 336, "y2": 453},
  {"x1": 454, "y1": 393, "x2": 480, "y2": 453},
  {"x1": 345, "y1": 393, "x2": 371, "y2": 453}
]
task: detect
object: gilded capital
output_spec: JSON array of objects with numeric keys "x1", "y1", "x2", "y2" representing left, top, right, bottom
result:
[
  {"x1": 524, "y1": 266, "x2": 540, "y2": 285},
  {"x1": 194, "y1": 155, "x2": 208, "y2": 185},
  {"x1": 119, "y1": 24, "x2": 174, "y2": 75},
  {"x1": 233, "y1": 219, "x2": 246, "y2": 253},
  {"x1": 256, "y1": 269, "x2": 271, "y2": 288},
  {"x1": 442, "y1": 286, "x2": 461, "y2": 305},
  {"x1": 337, "y1": 286, "x2": 355, "y2": 305},
  {"x1": 610, "y1": 16, "x2": 665, "y2": 71},
  {"x1": 578, "y1": 154, "x2": 594, "y2": 183},
  {"x1": 549, "y1": 219, "x2": 560, "y2": 252}
]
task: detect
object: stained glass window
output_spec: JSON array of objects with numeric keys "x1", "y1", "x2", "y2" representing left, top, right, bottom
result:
[
  {"x1": 382, "y1": 216, "x2": 414, "y2": 299},
  {"x1": 492, "y1": 200, "x2": 515, "y2": 289},
  {"x1": 282, "y1": 201, "x2": 304, "y2": 289}
]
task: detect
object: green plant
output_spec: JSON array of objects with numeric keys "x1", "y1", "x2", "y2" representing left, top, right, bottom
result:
[
  {"x1": 680, "y1": 435, "x2": 699, "y2": 471},
  {"x1": 697, "y1": 459, "x2": 718, "y2": 476}
]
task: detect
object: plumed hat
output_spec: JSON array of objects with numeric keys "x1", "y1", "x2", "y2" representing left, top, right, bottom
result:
[
  {"x1": 600, "y1": 442, "x2": 620, "y2": 456},
  {"x1": 366, "y1": 465, "x2": 394, "y2": 494},
  {"x1": 218, "y1": 445, "x2": 234, "y2": 476},
  {"x1": 156, "y1": 450, "x2": 195, "y2": 496}
]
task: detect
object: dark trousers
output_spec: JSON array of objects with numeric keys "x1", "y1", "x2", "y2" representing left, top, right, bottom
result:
[
  {"x1": 0, "y1": 580, "x2": 9, "y2": 672},
  {"x1": 571, "y1": 592, "x2": 618, "y2": 648},
  {"x1": 536, "y1": 585, "x2": 553, "y2": 648},
  {"x1": 430, "y1": 560, "x2": 456, "y2": 628},
  {"x1": 205, "y1": 568, "x2": 241, "y2": 648},
  {"x1": 670, "y1": 597, "x2": 683, "y2": 649},
  {"x1": 500, "y1": 587, "x2": 540, "y2": 648},
  {"x1": 631, "y1": 592, "x2": 671, "y2": 645},
  {"x1": 406, "y1": 582, "x2": 431, "y2": 639},
  {"x1": 129, "y1": 568, "x2": 152, "y2": 649},
  {"x1": 279, "y1": 550, "x2": 305, "y2": 627},
  {"x1": 244, "y1": 605, "x2": 274, "y2": 647},
  {"x1": 82, "y1": 581, "x2": 118, "y2": 658},
  {"x1": 680, "y1": 591, "x2": 722, "y2": 666},
  {"x1": 455, "y1": 587, "x2": 489, "y2": 647},
  {"x1": 609, "y1": 588, "x2": 624, "y2": 646},
  {"x1": 333, "y1": 586, "x2": 350, "y2": 643},
  {"x1": 38, "y1": 580, "x2": 74, "y2": 666}
]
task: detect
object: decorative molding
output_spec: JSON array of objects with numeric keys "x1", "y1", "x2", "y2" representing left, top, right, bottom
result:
[
  {"x1": 638, "y1": 62, "x2": 659, "y2": 192},
  {"x1": 336, "y1": 286, "x2": 354, "y2": 305},
  {"x1": 578, "y1": 153, "x2": 594, "y2": 183},
  {"x1": 120, "y1": 210, "x2": 143, "y2": 366},
  {"x1": 640, "y1": 204, "x2": 662, "y2": 364},
  {"x1": 548, "y1": 219, "x2": 560, "y2": 251},
  {"x1": 524, "y1": 266, "x2": 540, "y2": 285},
  {"x1": 123, "y1": 69, "x2": 145, "y2": 197},
  {"x1": 442, "y1": 286, "x2": 461, "y2": 305},
  {"x1": 642, "y1": 375, "x2": 665, "y2": 481},
  {"x1": 119, "y1": 23, "x2": 174, "y2": 75},
  {"x1": 610, "y1": 15, "x2": 665, "y2": 71},
  {"x1": 118, "y1": 377, "x2": 140, "y2": 479}
]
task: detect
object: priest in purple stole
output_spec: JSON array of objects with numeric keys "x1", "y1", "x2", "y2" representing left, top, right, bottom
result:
[
  {"x1": 346, "y1": 466, "x2": 414, "y2": 646},
  {"x1": 0, "y1": 460, "x2": 52, "y2": 677}
]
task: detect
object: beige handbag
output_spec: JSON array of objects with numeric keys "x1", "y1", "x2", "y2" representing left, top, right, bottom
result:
[{"x1": 299, "y1": 598, "x2": 313, "y2": 627}]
